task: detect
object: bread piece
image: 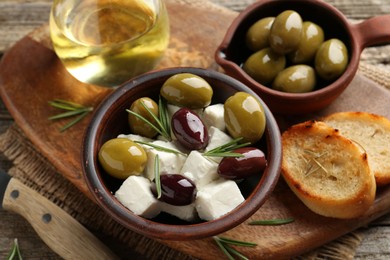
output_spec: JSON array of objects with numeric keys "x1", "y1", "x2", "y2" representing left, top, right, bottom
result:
[
  {"x1": 322, "y1": 112, "x2": 390, "y2": 186},
  {"x1": 282, "y1": 120, "x2": 376, "y2": 219}
]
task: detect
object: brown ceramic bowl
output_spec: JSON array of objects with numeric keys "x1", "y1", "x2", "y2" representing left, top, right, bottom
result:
[
  {"x1": 215, "y1": 0, "x2": 390, "y2": 115},
  {"x1": 82, "y1": 67, "x2": 282, "y2": 240}
]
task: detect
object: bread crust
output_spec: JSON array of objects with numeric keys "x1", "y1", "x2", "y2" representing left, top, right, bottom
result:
[
  {"x1": 282, "y1": 120, "x2": 376, "y2": 219},
  {"x1": 322, "y1": 112, "x2": 390, "y2": 186}
]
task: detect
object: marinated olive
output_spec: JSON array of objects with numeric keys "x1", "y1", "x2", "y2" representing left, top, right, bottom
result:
[
  {"x1": 269, "y1": 10, "x2": 303, "y2": 55},
  {"x1": 172, "y1": 108, "x2": 209, "y2": 150},
  {"x1": 272, "y1": 65, "x2": 316, "y2": 93},
  {"x1": 218, "y1": 147, "x2": 267, "y2": 180},
  {"x1": 224, "y1": 92, "x2": 266, "y2": 144},
  {"x1": 315, "y1": 38, "x2": 349, "y2": 81},
  {"x1": 98, "y1": 138, "x2": 147, "y2": 179},
  {"x1": 243, "y1": 48, "x2": 286, "y2": 85},
  {"x1": 245, "y1": 17, "x2": 275, "y2": 51},
  {"x1": 128, "y1": 97, "x2": 159, "y2": 138},
  {"x1": 288, "y1": 21, "x2": 324, "y2": 64},
  {"x1": 160, "y1": 73, "x2": 213, "y2": 109},
  {"x1": 151, "y1": 174, "x2": 196, "y2": 206}
]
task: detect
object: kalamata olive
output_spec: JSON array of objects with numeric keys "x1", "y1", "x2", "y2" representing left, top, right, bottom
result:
[
  {"x1": 218, "y1": 147, "x2": 267, "y2": 180},
  {"x1": 288, "y1": 21, "x2": 324, "y2": 64},
  {"x1": 269, "y1": 10, "x2": 303, "y2": 55},
  {"x1": 245, "y1": 17, "x2": 275, "y2": 51},
  {"x1": 171, "y1": 108, "x2": 209, "y2": 150},
  {"x1": 128, "y1": 97, "x2": 159, "y2": 138},
  {"x1": 315, "y1": 38, "x2": 349, "y2": 81},
  {"x1": 98, "y1": 138, "x2": 147, "y2": 179},
  {"x1": 272, "y1": 65, "x2": 316, "y2": 93},
  {"x1": 243, "y1": 47, "x2": 286, "y2": 85},
  {"x1": 224, "y1": 92, "x2": 266, "y2": 144},
  {"x1": 151, "y1": 174, "x2": 196, "y2": 206},
  {"x1": 160, "y1": 73, "x2": 213, "y2": 109}
]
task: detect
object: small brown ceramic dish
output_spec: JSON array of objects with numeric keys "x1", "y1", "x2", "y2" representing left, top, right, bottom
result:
[
  {"x1": 215, "y1": 0, "x2": 390, "y2": 115},
  {"x1": 82, "y1": 67, "x2": 282, "y2": 240}
]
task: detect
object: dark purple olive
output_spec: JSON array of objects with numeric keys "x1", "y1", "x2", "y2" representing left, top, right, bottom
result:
[
  {"x1": 218, "y1": 147, "x2": 267, "y2": 180},
  {"x1": 151, "y1": 174, "x2": 197, "y2": 206},
  {"x1": 171, "y1": 108, "x2": 209, "y2": 150}
]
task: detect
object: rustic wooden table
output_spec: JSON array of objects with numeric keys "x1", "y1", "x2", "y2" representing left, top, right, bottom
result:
[{"x1": 0, "y1": 0, "x2": 389, "y2": 259}]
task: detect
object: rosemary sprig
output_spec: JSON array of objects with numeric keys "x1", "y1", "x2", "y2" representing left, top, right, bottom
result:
[
  {"x1": 7, "y1": 238, "x2": 23, "y2": 260},
  {"x1": 213, "y1": 236, "x2": 256, "y2": 260},
  {"x1": 248, "y1": 218, "x2": 294, "y2": 226},
  {"x1": 154, "y1": 154, "x2": 162, "y2": 199},
  {"x1": 48, "y1": 99, "x2": 93, "y2": 132},
  {"x1": 126, "y1": 96, "x2": 171, "y2": 141},
  {"x1": 134, "y1": 141, "x2": 186, "y2": 156},
  {"x1": 203, "y1": 138, "x2": 250, "y2": 158}
]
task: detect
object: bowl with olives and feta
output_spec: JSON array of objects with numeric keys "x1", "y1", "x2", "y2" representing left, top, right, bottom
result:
[
  {"x1": 215, "y1": 0, "x2": 390, "y2": 115},
  {"x1": 82, "y1": 67, "x2": 281, "y2": 240}
]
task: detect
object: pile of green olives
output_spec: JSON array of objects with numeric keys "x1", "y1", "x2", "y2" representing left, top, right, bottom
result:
[{"x1": 244, "y1": 10, "x2": 349, "y2": 93}]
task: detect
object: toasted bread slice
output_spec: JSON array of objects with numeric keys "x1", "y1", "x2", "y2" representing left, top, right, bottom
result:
[
  {"x1": 322, "y1": 112, "x2": 390, "y2": 186},
  {"x1": 282, "y1": 120, "x2": 376, "y2": 219}
]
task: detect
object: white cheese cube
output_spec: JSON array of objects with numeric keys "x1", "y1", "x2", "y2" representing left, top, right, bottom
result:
[
  {"x1": 195, "y1": 179, "x2": 245, "y2": 221},
  {"x1": 144, "y1": 140, "x2": 187, "y2": 181},
  {"x1": 167, "y1": 104, "x2": 181, "y2": 119},
  {"x1": 181, "y1": 151, "x2": 218, "y2": 188},
  {"x1": 205, "y1": 126, "x2": 233, "y2": 152},
  {"x1": 115, "y1": 176, "x2": 160, "y2": 219},
  {"x1": 205, "y1": 127, "x2": 233, "y2": 163},
  {"x1": 202, "y1": 104, "x2": 225, "y2": 131},
  {"x1": 159, "y1": 202, "x2": 199, "y2": 222}
]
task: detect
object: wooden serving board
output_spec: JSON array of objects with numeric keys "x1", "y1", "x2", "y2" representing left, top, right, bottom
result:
[{"x1": 1, "y1": 0, "x2": 390, "y2": 258}]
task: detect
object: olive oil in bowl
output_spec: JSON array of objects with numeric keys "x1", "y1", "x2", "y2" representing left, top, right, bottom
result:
[{"x1": 50, "y1": 0, "x2": 170, "y2": 87}]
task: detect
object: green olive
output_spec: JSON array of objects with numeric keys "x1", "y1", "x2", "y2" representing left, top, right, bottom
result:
[
  {"x1": 160, "y1": 73, "x2": 213, "y2": 108},
  {"x1": 269, "y1": 10, "x2": 303, "y2": 55},
  {"x1": 128, "y1": 97, "x2": 159, "y2": 138},
  {"x1": 272, "y1": 65, "x2": 316, "y2": 93},
  {"x1": 245, "y1": 17, "x2": 275, "y2": 51},
  {"x1": 224, "y1": 92, "x2": 266, "y2": 144},
  {"x1": 98, "y1": 138, "x2": 147, "y2": 179},
  {"x1": 288, "y1": 21, "x2": 324, "y2": 64},
  {"x1": 243, "y1": 47, "x2": 286, "y2": 85},
  {"x1": 315, "y1": 38, "x2": 349, "y2": 81}
]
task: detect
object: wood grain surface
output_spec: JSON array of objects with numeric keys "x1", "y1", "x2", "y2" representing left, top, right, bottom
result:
[{"x1": 0, "y1": 0, "x2": 390, "y2": 259}]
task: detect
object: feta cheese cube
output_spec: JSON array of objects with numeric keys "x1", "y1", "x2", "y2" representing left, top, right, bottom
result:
[
  {"x1": 115, "y1": 176, "x2": 160, "y2": 219},
  {"x1": 195, "y1": 179, "x2": 245, "y2": 221},
  {"x1": 144, "y1": 140, "x2": 187, "y2": 181},
  {"x1": 205, "y1": 126, "x2": 233, "y2": 152},
  {"x1": 181, "y1": 151, "x2": 218, "y2": 188},
  {"x1": 159, "y1": 202, "x2": 199, "y2": 222},
  {"x1": 202, "y1": 104, "x2": 225, "y2": 131}
]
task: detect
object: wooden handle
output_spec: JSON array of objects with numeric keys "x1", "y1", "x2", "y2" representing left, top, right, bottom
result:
[{"x1": 2, "y1": 178, "x2": 119, "y2": 260}]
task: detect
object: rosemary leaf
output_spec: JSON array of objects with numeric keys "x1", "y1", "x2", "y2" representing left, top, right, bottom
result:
[
  {"x1": 248, "y1": 218, "x2": 294, "y2": 226},
  {"x1": 126, "y1": 109, "x2": 165, "y2": 137},
  {"x1": 159, "y1": 97, "x2": 171, "y2": 136},
  {"x1": 49, "y1": 99, "x2": 93, "y2": 132},
  {"x1": 225, "y1": 245, "x2": 249, "y2": 260},
  {"x1": 59, "y1": 111, "x2": 90, "y2": 132},
  {"x1": 217, "y1": 237, "x2": 257, "y2": 247},
  {"x1": 48, "y1": 99, "x2": 85, "y2": 110},
  {"x1": 7, "y1": 239, "x2": 22, "y2": 260},
  {"x1": 134, "y1": 141, "x2": 186, "y2": 156},
  {"x1": 140, "y1": 101, "x2": 170, "y2": 139},
  {"x1": 213, "y1": 237, "x2": 235, "y2": 260},
  {"x1": 154, "y1": 155, "x2": 161, "y2": 199},
  {"x1": 48, "y1": 108, "x2": 91, "y2": 120},
  {"x1": 203, "y1": 138, "x2": 250, "y2": 158}
]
